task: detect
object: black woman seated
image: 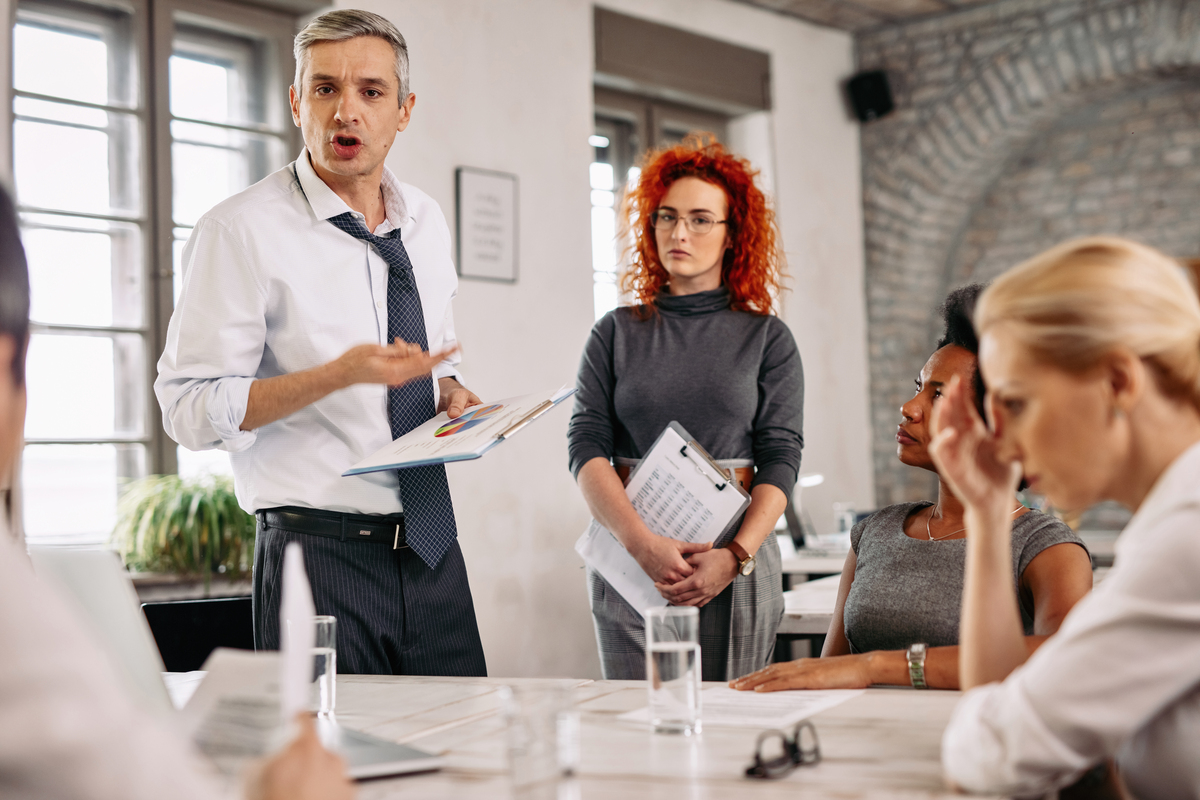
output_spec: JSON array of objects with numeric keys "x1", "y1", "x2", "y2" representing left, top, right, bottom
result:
[{"x1": 732, "y1": 285, "x2": 1093, "y2": 692}]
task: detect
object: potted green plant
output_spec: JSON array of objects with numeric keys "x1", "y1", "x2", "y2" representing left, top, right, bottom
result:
[{"x1": 112, "y1": 474, "x2": 255, "y2": 592}]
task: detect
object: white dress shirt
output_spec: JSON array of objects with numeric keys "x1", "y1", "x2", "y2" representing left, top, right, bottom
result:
[
  {"x1": 0, "y1": 520, "x2": 231, "y2": 800},
  {"x1": 156, "y1": 150, "x2": 462, "y2": 515},
  {"x1": 942, "y1": 440, "x2": 1200, "y2": 800}
]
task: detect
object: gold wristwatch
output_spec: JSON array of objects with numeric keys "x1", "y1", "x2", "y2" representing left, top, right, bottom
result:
[{"x1": 726, "y1": 540, "x2": 756, "y2": 576}]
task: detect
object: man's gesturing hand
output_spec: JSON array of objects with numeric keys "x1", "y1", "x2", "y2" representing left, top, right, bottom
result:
[{"x1": 334, "y1": 339, "x2": 457, "y2": 389}]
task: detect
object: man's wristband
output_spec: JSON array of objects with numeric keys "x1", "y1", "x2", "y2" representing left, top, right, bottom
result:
[{"x1": 906, "y1": 642, "x2": 928, "y2": 689}]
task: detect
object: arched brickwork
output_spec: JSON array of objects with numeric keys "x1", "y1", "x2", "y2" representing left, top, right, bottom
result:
[{"x1": 856, "y1": 0, "x2": 1200, "y2": 505}]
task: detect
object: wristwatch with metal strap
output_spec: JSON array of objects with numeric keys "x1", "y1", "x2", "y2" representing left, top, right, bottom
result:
[
  {"x1": 906, "y1": 642, "x2": 928, "y2": 689},
  {"x1": 726, "y1": 540, "x2": 756, "y2": 576}
]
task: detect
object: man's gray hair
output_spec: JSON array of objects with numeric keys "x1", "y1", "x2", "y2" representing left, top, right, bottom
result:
[{"x1": 293, "y1": 9, "x2": 410, "y2": 104}]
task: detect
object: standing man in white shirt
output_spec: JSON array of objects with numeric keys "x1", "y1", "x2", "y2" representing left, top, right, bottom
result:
[{"x1": 156, "y1": 9, "x2": 487, "y2": 676}]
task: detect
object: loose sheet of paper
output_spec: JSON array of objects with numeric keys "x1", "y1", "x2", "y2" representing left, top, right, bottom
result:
[
  {"x1": 280, "y1": 542, "x2": 315, "y2": 723},
  {"x1": 575, "y1": 423, "x2": 750, "y2": 614},
  {"x1": 180, "y1": 649, "x2": 283, "y2": 773},
  {"x1": 618, "y1": 687, "x2": 864, "y2": 729}
]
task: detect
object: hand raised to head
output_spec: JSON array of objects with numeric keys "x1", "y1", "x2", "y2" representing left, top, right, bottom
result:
[{"x1": 928, "y1": 374, "x2": 1021, "y2": 514}]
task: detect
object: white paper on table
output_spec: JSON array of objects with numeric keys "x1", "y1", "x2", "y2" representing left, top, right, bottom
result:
[
  {"x1": 280, "y1": 542, "x2": 315, "y2": 722},
  {"x1": 179, "y1": 648, "x2": 282, "y2": 773},
  {"x1": 618, "y1": 687, "x2": 864, "y2": 728},
  {"x1": 575, "y1": 422, "x2": 751, "y2": 614}
]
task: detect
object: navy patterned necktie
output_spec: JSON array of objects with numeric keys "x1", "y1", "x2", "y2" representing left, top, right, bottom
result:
[{"x1": 328, "y1": 212, "x2": 458, "y2": 569}]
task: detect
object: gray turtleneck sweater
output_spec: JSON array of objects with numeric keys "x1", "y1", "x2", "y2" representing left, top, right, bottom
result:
[{"x1": 567, "y1": 287, "x2": 804, "y2": 498}]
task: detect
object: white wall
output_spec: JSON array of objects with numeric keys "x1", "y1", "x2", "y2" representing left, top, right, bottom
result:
[{"x1": 346, "y1": 0, "x2": 871, "y2": 679}]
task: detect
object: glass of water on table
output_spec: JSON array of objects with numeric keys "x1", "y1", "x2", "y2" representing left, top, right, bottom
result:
[
  {"x1": 645, "y1": 606, "x2": 701, "y2": 735},
  {"x1": 312, "y1": 615, "x2": 337, "y2": 716}
]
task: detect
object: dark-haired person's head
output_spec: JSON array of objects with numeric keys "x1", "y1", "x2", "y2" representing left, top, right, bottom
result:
[
  {"x1": 0, "y1": 185, "x2": 29, "y2": 488},
  {"x1": 896, "y1": 284, "x2": 987, "y2": 473}
]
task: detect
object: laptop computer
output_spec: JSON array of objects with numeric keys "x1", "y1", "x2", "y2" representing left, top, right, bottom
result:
[{"x1": 28, "y1": 546, "x2": 442, "y2": 780}]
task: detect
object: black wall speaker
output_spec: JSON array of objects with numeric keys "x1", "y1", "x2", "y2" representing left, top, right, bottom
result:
[{"x1": 847, "y1": 70, "x2": 894, "y2": 122}]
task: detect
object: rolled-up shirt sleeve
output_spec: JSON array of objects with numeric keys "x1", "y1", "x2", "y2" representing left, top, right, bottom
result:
[{"x1": 155, "y1": 217, "x2": 267, "y2": 453}]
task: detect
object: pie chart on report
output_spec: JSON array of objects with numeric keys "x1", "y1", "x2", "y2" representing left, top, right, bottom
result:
[{"x1": 434, "y1": 404, "x2": 504, "y2": 437}]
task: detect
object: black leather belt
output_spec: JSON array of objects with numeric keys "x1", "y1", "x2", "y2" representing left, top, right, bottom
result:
[{"x1": 258, "y1": 506, "x2": 407, "y2": 549}]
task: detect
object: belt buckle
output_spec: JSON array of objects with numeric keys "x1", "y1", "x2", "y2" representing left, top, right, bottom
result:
[{"x1": 393, "y1": 523, "x2": 408, "y2": 550}]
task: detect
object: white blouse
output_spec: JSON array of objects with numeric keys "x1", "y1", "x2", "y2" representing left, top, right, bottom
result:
[{"x1": 942, "y1": 440, "x2": 1200, "y2": 799}]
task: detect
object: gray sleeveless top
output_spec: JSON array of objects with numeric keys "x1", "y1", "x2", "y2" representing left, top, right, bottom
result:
[{"x1": 842, "y1": 502, "x2": 1087, "y2": 653}]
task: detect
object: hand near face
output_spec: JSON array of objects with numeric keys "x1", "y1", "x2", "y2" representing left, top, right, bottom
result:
[
  {"x1": 928, "y1": 374, "x2": 1022, "y2": 514},
  {"x1": 729, "y1": 655, "x2": 873, "y2": 692},
  {"x1": 654, "y1": 548, "x2": 738, "y2": 607}
]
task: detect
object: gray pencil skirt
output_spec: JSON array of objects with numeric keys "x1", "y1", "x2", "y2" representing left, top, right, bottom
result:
[{"x1": 586, "y1": 530, "x2": 784, "y2": 682}]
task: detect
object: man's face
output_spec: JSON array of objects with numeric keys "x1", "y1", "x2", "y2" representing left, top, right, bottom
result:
[{"x1": 289, "y1": 36, "x2": 414, "y2": 186}]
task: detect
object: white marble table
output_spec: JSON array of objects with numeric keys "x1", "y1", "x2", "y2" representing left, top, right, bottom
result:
[{"x1": 331, "y1": 675, "x2": 979, "y2": 799}]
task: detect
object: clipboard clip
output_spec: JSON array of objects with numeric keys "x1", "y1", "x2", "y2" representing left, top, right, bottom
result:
[
  {"x1": 680, "y1": 444, "x2": 728, "y2": 491},
  {"x1": 495, "y1": 399, "x2": 553, "y2": 440}
]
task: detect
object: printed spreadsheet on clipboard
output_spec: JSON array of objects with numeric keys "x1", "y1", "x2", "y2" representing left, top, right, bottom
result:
[{"x1": 574, "y1": 421, "x2": 751, "y2": 614}]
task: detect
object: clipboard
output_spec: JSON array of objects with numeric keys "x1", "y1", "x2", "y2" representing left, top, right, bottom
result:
[
  {"x1": 574, "y1": 421, "x2": 752, "y2": 614},
  {"x1": 343, "y1": 385, "x2": 575, "y2": 475}
]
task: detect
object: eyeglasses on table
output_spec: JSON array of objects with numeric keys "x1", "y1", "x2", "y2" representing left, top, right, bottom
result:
[{"x1": 745, "y1": 720, "x2": 822, "y2": 780}]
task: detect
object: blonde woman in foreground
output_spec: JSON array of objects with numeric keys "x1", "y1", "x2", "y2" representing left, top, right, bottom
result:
[{"x1": 931, "y1": 237, "x2": 1200, "y2": 799}]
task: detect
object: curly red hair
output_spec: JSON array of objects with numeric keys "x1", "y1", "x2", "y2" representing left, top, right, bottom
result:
[{"x1": 619, "y1": 134, "x2": 784, "y2": 316}]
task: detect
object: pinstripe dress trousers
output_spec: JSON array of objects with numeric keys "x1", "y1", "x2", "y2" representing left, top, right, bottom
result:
[{"x1": 252, "y1": 518, "x2": 487, "y2": 677}]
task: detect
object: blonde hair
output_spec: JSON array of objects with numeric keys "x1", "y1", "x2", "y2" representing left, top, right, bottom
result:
[{"x1": 976, "y1": 236, "x2": 1200, "y2": 411}]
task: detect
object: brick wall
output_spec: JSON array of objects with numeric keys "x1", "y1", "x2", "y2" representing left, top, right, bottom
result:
[{"x1": 855, "y1": 0, "x2": 1200, "y2": 506}]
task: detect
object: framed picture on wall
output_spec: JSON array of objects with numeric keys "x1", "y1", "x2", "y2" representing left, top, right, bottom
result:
[{"x1": 455, "y1": 167, "x2": 518, "y2": 283}]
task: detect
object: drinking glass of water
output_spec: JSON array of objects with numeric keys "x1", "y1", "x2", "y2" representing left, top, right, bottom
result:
[
  {"x1": 645, "y1": 606, "x2": 701, "y2": 735},
  {"x1": 312, "y1": 615, "x2": 337, "y2": 716}
]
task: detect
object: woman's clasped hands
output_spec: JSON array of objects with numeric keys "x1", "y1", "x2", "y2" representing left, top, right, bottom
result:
[
  {"x1": 654, "y1": 545, "x2": 740, "y2": 608},
  {"x1": 630, "y1": 533, "x2": 738, "y2": 608}
]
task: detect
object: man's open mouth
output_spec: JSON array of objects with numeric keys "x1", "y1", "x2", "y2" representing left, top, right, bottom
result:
[{"x1": 336, "y1": 136, "x2": 360, "y2": 146}]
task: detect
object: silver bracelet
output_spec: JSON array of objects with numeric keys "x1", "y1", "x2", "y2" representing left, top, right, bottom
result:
[{"x1": 906, "y1": 642, "x2": 928, "y2": 689}]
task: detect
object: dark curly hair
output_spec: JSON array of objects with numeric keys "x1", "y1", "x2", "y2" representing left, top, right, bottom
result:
[{"x1": 936, "y1": 283, "x2": 987, "y2": 417}]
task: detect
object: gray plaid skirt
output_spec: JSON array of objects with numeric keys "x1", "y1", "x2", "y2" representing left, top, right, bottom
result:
[{"x1": 586, "y1": 530, "x2": 784, "y2": 682}]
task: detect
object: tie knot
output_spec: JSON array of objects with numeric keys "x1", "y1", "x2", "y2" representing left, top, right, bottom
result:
[{"x1": 329, "y1": 212, "x2": 414, "y2": 290}]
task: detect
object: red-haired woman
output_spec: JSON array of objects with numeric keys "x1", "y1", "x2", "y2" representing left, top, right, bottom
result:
[{"x1": 568, "y1": 136, "x2": 804, "y2": 681}]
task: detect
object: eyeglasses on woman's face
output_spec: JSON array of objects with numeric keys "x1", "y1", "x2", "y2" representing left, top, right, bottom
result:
[
  {"x1": 745, "y1": 721, "x2": 822, "y2": 780},
  {"x1": 650, "y1": 209, "x2": 727, "y2": 235}
]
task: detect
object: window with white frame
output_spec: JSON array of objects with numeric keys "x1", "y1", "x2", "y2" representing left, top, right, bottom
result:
[{"x1": 14, "y1": 0, "x2": 297, "y2": 543}]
